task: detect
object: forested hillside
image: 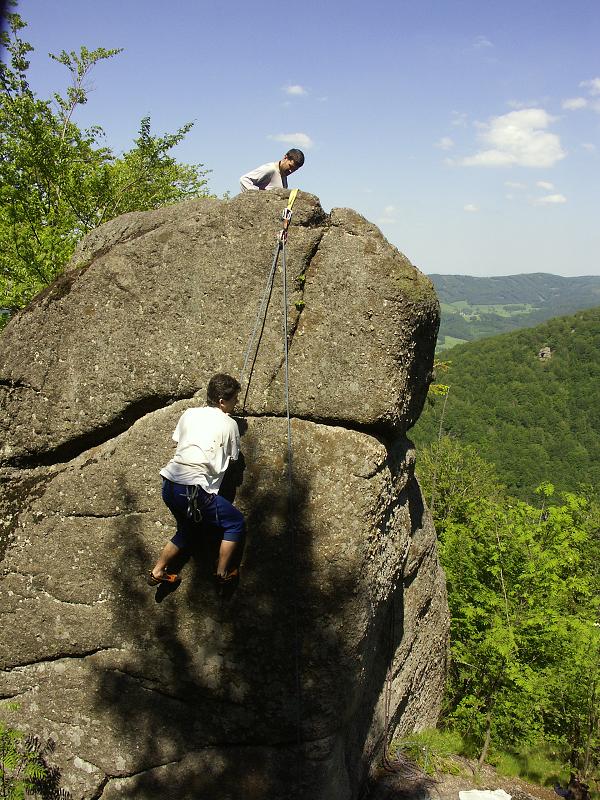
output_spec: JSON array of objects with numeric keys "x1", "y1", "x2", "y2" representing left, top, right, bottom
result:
[
  {"x1": 412, "y1": 306, "x2": 600, "y2": 501},
  {"x1": 413, "y1": 310, "x2": 600, "y2": 776},
  {"x1": 431, "y1": 272, "x2": 600, "y2": 305},
  {"x1": 429, "y1": 273, "x2": 600, "y2": 350}
]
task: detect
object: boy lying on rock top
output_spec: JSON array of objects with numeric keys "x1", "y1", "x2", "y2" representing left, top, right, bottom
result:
[
  {"x1": 239, "y1": 148, "x2": 304, "y2": 192},
  {"x1": 147, "y1": 373, "x2": 245, "y2": 591}
]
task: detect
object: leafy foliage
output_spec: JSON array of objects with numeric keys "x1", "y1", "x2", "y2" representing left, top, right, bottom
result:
[
  {"x1": 0, "y1": 11, "x2": 211, "y2": 316},
  {"x1": 418, "y1": 435, "x2": 505, "y2": 519},
  {"x1": 413, "y1": 307, "x2": 600, "y2": 502},
  {"x1": 0, "y1": 719, "x2": 71, "y2": 799},
  {"x1": 416, "y1": 440, "x2": 600, "y2": 774}
]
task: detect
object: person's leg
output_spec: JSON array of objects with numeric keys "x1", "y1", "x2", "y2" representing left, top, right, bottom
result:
[
  {"x1": 149, "y1": 480, "x2": 194, "y2": 582},
  {"x1": 216, "y1": 540, "x2": 239, "y2": 577},
  {"x1": 150, "y1": 541, "x2": 181, "y2": 581},
  {"x1": 211, "y1": 495, "x2": 246, "y2": 578}
]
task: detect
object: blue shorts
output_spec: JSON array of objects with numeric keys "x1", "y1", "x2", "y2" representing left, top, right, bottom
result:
[{"x1": 161, "y1": 478, "x2": 246, "y2": 549}]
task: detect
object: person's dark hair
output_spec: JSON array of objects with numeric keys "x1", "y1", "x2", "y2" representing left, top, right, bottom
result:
[
  {"x1": 286, "y1": 148, "x2": 305, "y2": 167},
  {"x1": 207, "y1": 373, "x2": 241, "y2": 407}
]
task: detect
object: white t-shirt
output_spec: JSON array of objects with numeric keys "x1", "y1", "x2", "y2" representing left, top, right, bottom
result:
[
  {"x1": 239, "y1": 161, "x2": 287, "y2": 192},
  {"x1": 159, "y1": 406, "x2": 240, "y2": 493}
]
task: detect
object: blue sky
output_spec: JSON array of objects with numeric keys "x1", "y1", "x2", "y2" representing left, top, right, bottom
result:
[{"x1": 12, "y1": 0, "x2": 600, "y2": 277}]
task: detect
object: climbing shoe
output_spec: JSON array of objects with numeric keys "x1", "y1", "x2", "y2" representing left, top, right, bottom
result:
[
  {"x1": 146, "y1": 570, "x2": 181, "y2": 587},
  {"x1": 214, "y1": 568, "x2": 239, "y2": 597}
]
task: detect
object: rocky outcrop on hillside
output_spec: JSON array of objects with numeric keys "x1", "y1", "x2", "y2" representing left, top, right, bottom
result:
[{"x1": 0, "y1": 190, "x2": 448, "y2": 800}]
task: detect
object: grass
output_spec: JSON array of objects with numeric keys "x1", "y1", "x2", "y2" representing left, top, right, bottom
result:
[
  {"x1": 391, "y1": 729, "x2": 466, "y2": 775},
  {"x1": 441, "y1": 301, "x2": 537, "y2": 317},
  {"x1": 392, "y1": 729, "x2": 598, "y2": 799},
  {"x1": 491, "y1": 743, "x2": 571, "y2": 788},
  {"x1": 437, "y1": 335, "x2": 468, "y2": 351}
]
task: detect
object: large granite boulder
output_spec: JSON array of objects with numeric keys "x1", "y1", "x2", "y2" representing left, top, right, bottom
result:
[{"x1": 0, "y1": 191, "x2": 448, "y2": 799}]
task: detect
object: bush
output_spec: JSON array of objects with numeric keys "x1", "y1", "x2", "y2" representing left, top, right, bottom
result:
[{"x1": 0, "y1": 719, "x2": 71, "y2": 800}]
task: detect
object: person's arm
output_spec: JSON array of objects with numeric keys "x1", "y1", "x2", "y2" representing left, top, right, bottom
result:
[
  {"x1": 225, "y1": 420, "x2": 241, "y2": 461},
  {"x1": 239, "y1": 163, "x2": 276, "y2": 191},
  {"x1": 171, "y1": 416, "x2": 182, "y2": 444}
]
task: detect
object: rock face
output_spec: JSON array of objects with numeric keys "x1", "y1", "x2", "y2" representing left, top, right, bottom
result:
[{"x1": 0, "y1": 191, "x2": 448, "y2": 800}]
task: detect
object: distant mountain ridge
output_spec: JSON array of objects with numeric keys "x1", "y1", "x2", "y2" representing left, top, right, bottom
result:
[
  {"x1": 427, "y1": 272, "x2": 600, "y2": 349},
  {"x1": 429, "y1": 272, "x2": 600, "y2": 305}
]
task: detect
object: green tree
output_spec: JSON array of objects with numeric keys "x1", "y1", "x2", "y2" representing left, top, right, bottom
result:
[
  {"x1": 0, "y1": 11, "x2": 211, "y2": 317},
  {"x1": 417, "y1": 435, "x2": 504, "y2": 520},
  {"x1": 0, "y1": 719, "x2": 70, "y2": 799},
  {"x1": 418, "y1": 442, "x2": 600, "y2": 772}
]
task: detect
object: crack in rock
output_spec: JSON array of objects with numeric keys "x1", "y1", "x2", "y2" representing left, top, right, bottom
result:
[
  {"x1": 7, "y1": 647, "x2": 122, "y2": 672},
  {"x1": 5, "y1": 575, "x2": 111, "y2": 609},
  {"x1": 60, "y1": 510, "x2": 152, "y2": 519},
  {"x1": 95, "y1": 757, "x2": 184, "y2": 795},
  {"x1": 0, "y1": 378, "x2": 41, "y2": 391},
  {"x1": 39, "y1": 587, "x2": 111, "y2": 609},
  {"x1": 90, "y1": 776, "x2": 110, "y2": 800},
  {"x1": 0, "y1": 689, "x2": 28, "y2": 700},
  {"x1": 6, "y1": 391, "x2": 197, "y2": 469},
  {"x1": 265, "y1": 228, "x2": 326, "y2": 389},
  {"x1": 70, "y1": 219, "x2": 167, "y2": 274},
  {"x1": 108, "y1": 667, "x2": 251, "y2": 709}
]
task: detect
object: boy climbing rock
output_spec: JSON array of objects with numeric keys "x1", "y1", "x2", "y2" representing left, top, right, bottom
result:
[{"x1": 147, "y1": 373, "x2": 245, "y2": 589}]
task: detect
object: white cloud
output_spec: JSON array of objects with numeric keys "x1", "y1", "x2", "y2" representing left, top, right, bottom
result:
[
  {"x1": 535, "y1": 193, "x2": 567, "y2": 205},
  {"x1": 562, "y1": 97, "x2": 588, "y2": 110},
  {"x1": 435, "y1": 137, "x2": 455, "y2": 150},
  {"x1": 507, "y1": 98, "x2": 546, "y2": 110},
  {"x1": 505, "y1": 180, "x2": 526, "y2": 189},
  {"x1": 268, "y1": 132, "x2": 314, "y2": 149},
  {"x1": 451, "y1": 111, "x2": 468, "y2": 127},
  {"x1": 582, "y1": 142, "x2": 597, "y2": 153},
  {"x1": 283, "y1": 84, "x2": 307, "y2": 96},
  {"x1": 460, "y1": 108, "x2": 566, "y2": 168},
  {"x1": 464, "y1": 204, "x2": 479, "y2": 212},
  {"x1": 536, "y1": 180, "x2": 554, "y2": 190},
  {"x1": 580, "y1": 77, "x2": 600, "y2": 96},
  {"x1": 377, "y1": 205, "x2": 398, "y2": 225},
  {"x1": 473, "y1": 35, "x2": 493, "y2": 49}
]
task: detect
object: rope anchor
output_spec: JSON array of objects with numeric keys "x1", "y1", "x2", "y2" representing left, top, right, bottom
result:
[{"x1": 278, "y1": 191, "x2": 297, "y2": 244}]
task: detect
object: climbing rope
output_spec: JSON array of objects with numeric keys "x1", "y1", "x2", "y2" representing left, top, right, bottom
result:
[
  {"x1": 238, "y1": 237, "x2": 281, "y2": 392},
  {"x1": 382, "y1": 593, "x2": 397, "y2": 771},
  {"x1": 280, "y1": 224, "x2": 304, "y2": 785},
  {"x1": 238, "y1": 190, "x2": 304, "y2": 789},
  {"x1": 239, "y1": 189, "x2": 298, "y2": 392}
]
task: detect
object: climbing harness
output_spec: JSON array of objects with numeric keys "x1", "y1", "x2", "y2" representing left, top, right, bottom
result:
[{"x1": 185, "y1": 483, "x2": 213, "y2": 523}]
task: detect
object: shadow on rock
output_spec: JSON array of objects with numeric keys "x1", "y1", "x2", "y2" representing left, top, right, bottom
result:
[{"x1": 88, "y1": 421, "x2": 432, "y2": 799}]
